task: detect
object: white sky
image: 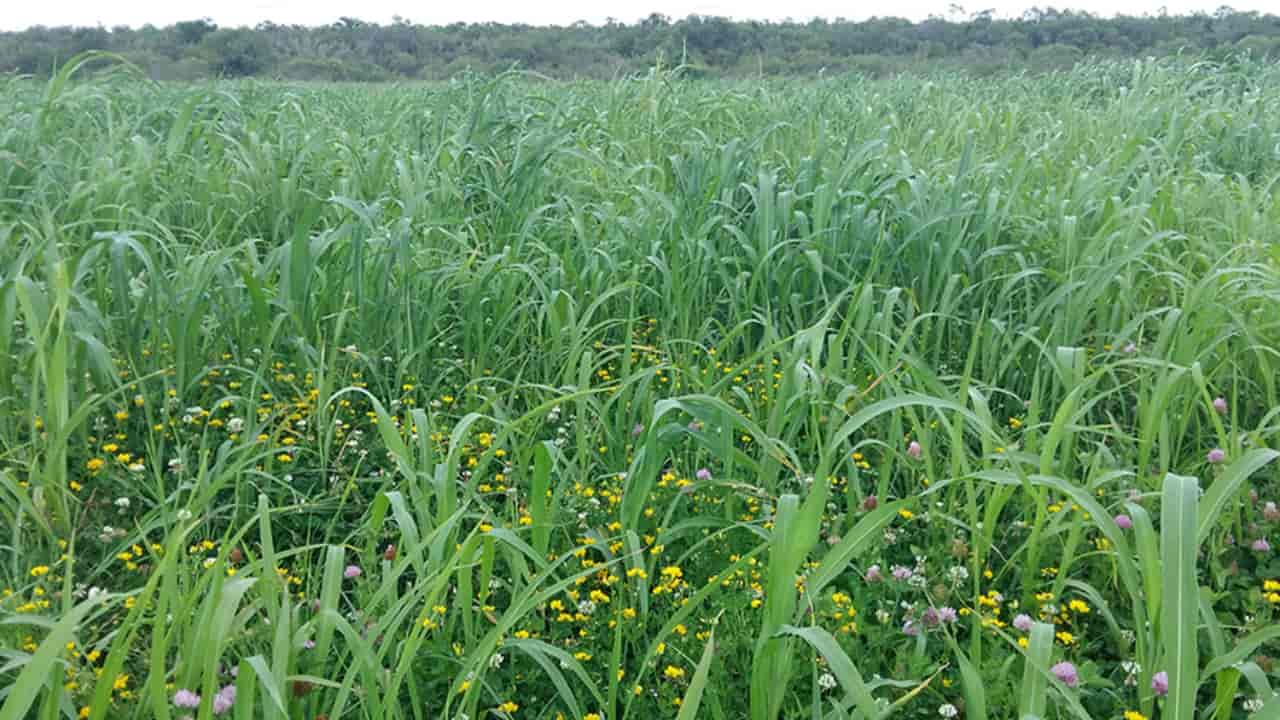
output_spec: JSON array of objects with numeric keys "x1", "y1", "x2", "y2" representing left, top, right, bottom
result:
[{"x1": 3, "y1": 0, "x2": 1274, "y2": 30}]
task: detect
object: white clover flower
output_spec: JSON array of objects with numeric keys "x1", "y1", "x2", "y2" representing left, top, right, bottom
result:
[
  {"x1": 818, "y1": 673, "x2": 837, "y2": 690},
  {"x1": 176, "y1": 509, "x2": 193, "y2": 521},
  {"x1": 114, "y1": 497, "x2": 131, "y2": 509},
  {"x1": 489, "y1": 653, "x2": 505, "y2": 669},
  {"x1": 939, "y1": 704, "x2": 959, "y2": 718}
]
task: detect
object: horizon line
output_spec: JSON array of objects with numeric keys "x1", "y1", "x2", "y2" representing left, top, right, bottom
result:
[{"x1": 4, "y1": 6, "x2": 1276, "y2": 33}]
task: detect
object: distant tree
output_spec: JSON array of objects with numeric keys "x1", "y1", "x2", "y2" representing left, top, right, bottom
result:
[
  {"x1": 2, "y1": 10, "x2": 1279, "y2": 81},
  {"x1": 202, "y1": 28, "x2": 273, "y2": 76},
  {"x1": 175, "y1": 19, "x2": 216, "y2": 46}
]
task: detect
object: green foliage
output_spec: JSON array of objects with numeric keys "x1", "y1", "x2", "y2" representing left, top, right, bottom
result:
[
  {"x1": 1, "y1": 54, "x2": 1279, "y2": 720},
  {"x1": 2, "y1": 10, "x2": 1280, "y2": 80}
]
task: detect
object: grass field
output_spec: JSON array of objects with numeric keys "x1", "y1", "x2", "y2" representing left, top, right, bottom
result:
[{"x1": 2, "y1": 53, "x2": 1280, "y2": 720}]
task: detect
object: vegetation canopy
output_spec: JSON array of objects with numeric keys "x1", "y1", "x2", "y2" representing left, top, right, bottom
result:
[
  {"x1": 1, "y1": 53, "x2": 1279, "y2": 720},
  {"x1": 2, "y1": 9, "x2": 1280, "y2": 80}
]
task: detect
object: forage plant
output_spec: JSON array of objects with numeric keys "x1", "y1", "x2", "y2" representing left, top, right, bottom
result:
[{"x1": 2, "y1": 52, "x2": 1280, "y2": 720}]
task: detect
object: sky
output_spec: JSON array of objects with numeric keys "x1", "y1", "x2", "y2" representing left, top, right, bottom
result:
[{"x1": 3, "y1": 0, "x2": 1274, "y2": 31}]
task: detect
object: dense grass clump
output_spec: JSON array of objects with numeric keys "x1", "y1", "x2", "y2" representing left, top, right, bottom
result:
[{"x1": 2, "y1": 55, "x2": 1279, "y2": 720}]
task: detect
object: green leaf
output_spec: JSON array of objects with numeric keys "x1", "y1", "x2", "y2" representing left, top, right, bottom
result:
[
  {"x1": 1161, "y1": 473, "x2": 1199, "y2": 720},
  {"x1": 777, "y1": 625, "x2": 878, "y2": 715},
  {"x1": 950, "y1": 641, "x2": 987, "y2": 720},
  {"x1": 1197, "y1": 449, "x2": 1279, "y2": 543},
  {"x1": 805, "y1": 501, "x2": 903, "y2": 598},
  {"x1": 676, "y1": 623, "x2": 718, "y2": 720},
  {"x1": 1018, "y1": 621, "x2": 1054, "y2": 720},
  {"x1": 0, "y1": 596, "x2": 107, "y2": 720}
]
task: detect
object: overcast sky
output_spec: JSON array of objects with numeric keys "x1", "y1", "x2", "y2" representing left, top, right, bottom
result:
[{"x1": 3, "y1": 0, "x2": 1273, "y2": 30}]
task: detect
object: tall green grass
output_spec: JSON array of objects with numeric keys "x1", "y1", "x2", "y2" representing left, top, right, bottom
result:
[{"x1": 1, "y1": 54, "x2": 1279, "y2": 719}]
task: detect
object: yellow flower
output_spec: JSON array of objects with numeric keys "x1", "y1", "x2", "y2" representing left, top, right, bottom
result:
[
  {"x1": 86, "y1": 458, "x2": 105, "y2": 472},
  {"x1": 663, "y1": 665, "x2": 685, "y2": 680},
  {"x1": 1124, "y1": 712, "x2": 1148, "y2": 720},
  {"x1": 30, "y1": 566, "x2": 50, "y2": 578},
  {"x1": 498, "y1": 700, "x2": 519, "y2": 713},
  {"x1": 1068, "y1": 599, "x2": 1090, "y2": 614},
  {"x1": 898, "y1": 509, "x2": 914, "y2": 520}
]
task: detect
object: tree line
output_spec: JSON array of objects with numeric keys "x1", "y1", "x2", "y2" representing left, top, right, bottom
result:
[{"x1": 3, "y1": 8, "x2": 1280, "y2": 81}]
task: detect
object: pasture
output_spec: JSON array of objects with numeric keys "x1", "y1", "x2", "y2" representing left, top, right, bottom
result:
[{"x1": 2, "y1": 56, "x2": 1280, "y2": 720}]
